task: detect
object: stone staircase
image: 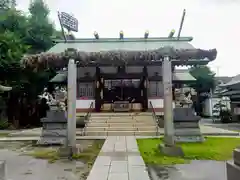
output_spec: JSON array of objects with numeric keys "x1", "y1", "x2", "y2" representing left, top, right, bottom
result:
[{"x1": 84, "y1": 112, "x2": 158, "y2": 136}]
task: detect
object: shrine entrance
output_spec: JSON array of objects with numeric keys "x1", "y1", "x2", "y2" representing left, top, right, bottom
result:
[
  {"x1": 95, "y1": 66, "x2": 148, "y2": 112},
  {"x1": 104, "y1": 79, "x2": 140, "y2": 99}
]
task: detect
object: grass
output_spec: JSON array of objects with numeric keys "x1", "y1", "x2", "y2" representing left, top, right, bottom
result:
[
  {"x1": 137, "y1": 137, "x2": 240, "y2": 165},
  {"x1": 28, "y1": 149, "x2": 60, "y2": 163},
  {"x1": 72, "y1": 140, "x2": 103, "y2": 166},
  {"x1": 28, "y1": 140, "x2": 104, "y2": 164},
  {"x1": 0, "y1": 133, "x2": 9, "y2": 137}
]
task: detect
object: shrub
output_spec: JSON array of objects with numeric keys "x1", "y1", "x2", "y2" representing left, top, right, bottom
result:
[
  {"x1": 0, "y1": 119, "x2": 9, "y2": 129},
  {"x1": 220, "y1": 109, "x2": 232, "y2": 123}
]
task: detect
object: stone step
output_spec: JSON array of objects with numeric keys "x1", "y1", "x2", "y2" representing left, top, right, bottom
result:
[
  {"x1": 86, "y1": 122, "x2": 155, "y2": 127},
  {"x1": 85, "y1": 126, "x2": 157, "y2": 131},
  {"x1": 89, "y1": 118, "x2": 156, "y2": 124},
  {"x1": 226, "y1": 161, "x2": 240, "y2": 180},
  {"x1": 90, "y1": 113, "x2": 152, "y2": 117},
  {"x1": 234, "y1": 148, "x2": 240, "y2": 166},
  {"x1": 85, "y1": 130, "x2": 158, "y2": 136},
  {"x1": 174, "y1": 128, "x2": 202, "y2": 136}
]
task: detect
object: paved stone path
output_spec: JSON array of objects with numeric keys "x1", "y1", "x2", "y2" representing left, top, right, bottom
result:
[{"x1": 87, "y1": 136, "x2": 150, "y2": 180}]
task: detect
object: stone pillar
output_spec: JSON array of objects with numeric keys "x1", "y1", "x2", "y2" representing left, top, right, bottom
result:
[
  {"x1": 227, "y1": 148, "x2": 240, "y2": 179},
  {"x1": 142, "y1": 66, "x2": 148, "y2": 111},
  {"x1": 67, "y1": 59, "x2": 76, "y2": 152},
  {"x1": 95, "y1": 67, "x2": 101, "y2": 112},
  {"x1": 159, "y1": 56, "x2": 184, "y2": 156},
  {"x1": 162, "y1": 56, "x2": 174, "y2": 146}
]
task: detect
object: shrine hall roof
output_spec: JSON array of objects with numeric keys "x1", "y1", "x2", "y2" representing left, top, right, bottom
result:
[
  {"x1": 21, "y1": 37, "x2": 217, "y2": 71},
  {"x1": 49, "y1": 37, "x2": 195, "y2": 53},
  {"x1": 49, "y1": 68, "x2": 196, "y2": 83}
]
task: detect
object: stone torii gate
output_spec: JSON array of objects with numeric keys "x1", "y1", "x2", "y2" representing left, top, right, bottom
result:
[
  {"x1": 66, "y1": 55, "x2": 176, "y2": 154},
  {"x1": 64, "y1": 47, "x2": 217, "y2": 156}
]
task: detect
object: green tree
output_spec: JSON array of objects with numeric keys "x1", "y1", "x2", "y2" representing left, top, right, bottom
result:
[
  {"x1": 190, "y1": 66, "x2": 216, "y2": 92},
  {"x1": 0, "y1": 22, "x2": 29, "y2": 127},
  {"x1": 24, "y1": 0, "x2": 54, "y2": 53},
  {"x1": 0, "y1": 9, "x2": 28, "y2": 36},
  {"x1": 0, "y1": 3, "x2": 57, "y2": 127},
  {"x1": 190, "y1": 65, "x2": 216, "y2": 115},
  {"x1": 0, "y1": 0, "x2": 16, "y2": 9}
]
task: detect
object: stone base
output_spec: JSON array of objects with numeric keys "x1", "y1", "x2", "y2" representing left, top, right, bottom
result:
[
  {"x1": 159, "y1": 143, "x2": 184, "y2": 157},
  {"x1": 37, "y1": 137, "x2": 66, "y2": 146},
  {"x1": 58, "y1": 146, "x2": 78, "y2": 158},
  {"x1": 226, "y1": 161, "x2": 240, "y2": 180},
  {"x1": 233, "y1": 148, "x2": 240, "y2": 166},
  {"x1": 0, "y1": 160, "x2": 6, "y2": 180},
  {"x1": 175, "y1": 135, "x2": 205, "y2": 143}
]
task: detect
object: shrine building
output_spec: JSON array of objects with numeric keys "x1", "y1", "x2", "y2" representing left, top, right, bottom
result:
[{"x1": 22, "y1": 35, "x2": 217, "y2": 113}]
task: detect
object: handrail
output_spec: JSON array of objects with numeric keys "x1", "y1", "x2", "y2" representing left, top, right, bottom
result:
[
  {"x1": 149, "y1": 101, "x2": 159, "y2": 136},
  {"x1": 83, "y1": 102, "x2": 94, "y2": 136}
]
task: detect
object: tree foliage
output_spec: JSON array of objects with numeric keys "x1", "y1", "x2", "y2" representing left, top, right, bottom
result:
[
  {"x1": 0, "y1": 0, "x2": 16, "y2": 9},
  {"x1": 190, "y1": 66, "x2": 216, "y2": 93},
  {"x1": 190, "y1": 65, "x2": 216, "y2": 115},
  {"x1": 24, "y1": 0, "x2": 54, "y2": 53},
  {"x1": 0, "y1": 0, "x2": 59, "y2": 127}
]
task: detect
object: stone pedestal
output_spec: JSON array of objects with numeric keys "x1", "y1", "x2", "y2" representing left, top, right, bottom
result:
[
  {"x1": 159, "y1": 143, "x2": 184, "y2": 157},
  {"x1": 173, "y1": 108, "x2": 204, "y2": 142},
  {"x1": 0, "y1": 161, "x2": 6, "y2": 180},
  {"x1": 227, "y1": 148, "x2": 240, "y2": 180},
  {"x1": 38, "y1": 108, "x2": 67, "y2": 145}
]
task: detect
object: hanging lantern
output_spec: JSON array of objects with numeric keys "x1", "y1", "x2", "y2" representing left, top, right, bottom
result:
[
  {"x1": 96, "y1": 81, "x2": 100, "y2": 88},
  {"x1": 119, "y1": 30, "x2": 124, "y2": 39},
  {"x1": 144, "y1": 80, "x2": 148, "y2": 88}
]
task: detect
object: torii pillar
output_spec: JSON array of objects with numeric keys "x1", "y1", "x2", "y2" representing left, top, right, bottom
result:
[{"x1": 159, "y1": 56, "x2": 184, "y2": 156}]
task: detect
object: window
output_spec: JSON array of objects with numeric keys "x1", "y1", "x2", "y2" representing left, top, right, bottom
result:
[
  {"x1": 104, "y1": 79, "x2": 140, "y2": 88},
  {"x1": 78, "y1": 82, "x2": 95, "y2": 98},
  {"x1": 148, "y1": 81, "x2": 163, "y2": 97}
]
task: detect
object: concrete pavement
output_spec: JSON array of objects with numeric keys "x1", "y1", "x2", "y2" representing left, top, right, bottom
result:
[{"x1": 87, "y1": 136, "x2": 150, "y2": 180}]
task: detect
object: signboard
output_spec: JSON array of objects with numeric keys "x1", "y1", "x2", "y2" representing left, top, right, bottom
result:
[
  {"x1": 113, "y1": 101, "x2": 130, "y2": 112},
  {"x1": 60, "y1": 12, "x2": 78, "y2": 32}
]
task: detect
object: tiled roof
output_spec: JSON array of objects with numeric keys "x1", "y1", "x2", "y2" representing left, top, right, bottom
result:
[
  {"x1": 49, "y1": 72, "x2": 67, "y2": 83},
  {"x1": 215, "y1": 76, "x2": 232, "y2": 85},
  {"x1": 48, "y1": 37, "x2": 195, "y2": 53},
  {"x1": 173, "y1": 69, "x2": 196, "y2": 81},
  {"x1": 220, "y1": 74, "x2": 240, "y2": 87},
  {"x1": 50, "y1": 68, "x2": 196, "y2": 83},
  {"x1": 221, "y1": 90, "x2": 240, "y2": 96}
]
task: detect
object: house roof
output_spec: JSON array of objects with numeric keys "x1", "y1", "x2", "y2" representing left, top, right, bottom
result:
[
  {"x1": 215, "y1": 76, "x2": 232, "y2": 85},
  {"x1": 221, "y1": 90, "x2": 240, "y2": 96},
  {"x1": 220, "y1": 74, "x2": 240, "y2": 87}
]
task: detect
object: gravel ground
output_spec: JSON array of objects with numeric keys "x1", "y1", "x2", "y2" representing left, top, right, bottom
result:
[
  {"x1": 0, "y1": 140, "x2": 103, "y2": 180},
  {"x1": 148, "y1": 160, "x2": 227, "y2": 180}
]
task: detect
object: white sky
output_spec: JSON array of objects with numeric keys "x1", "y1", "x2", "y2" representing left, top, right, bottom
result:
[{"x1": 16, "y1": 0, "x2": 240, "y2": 77}]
